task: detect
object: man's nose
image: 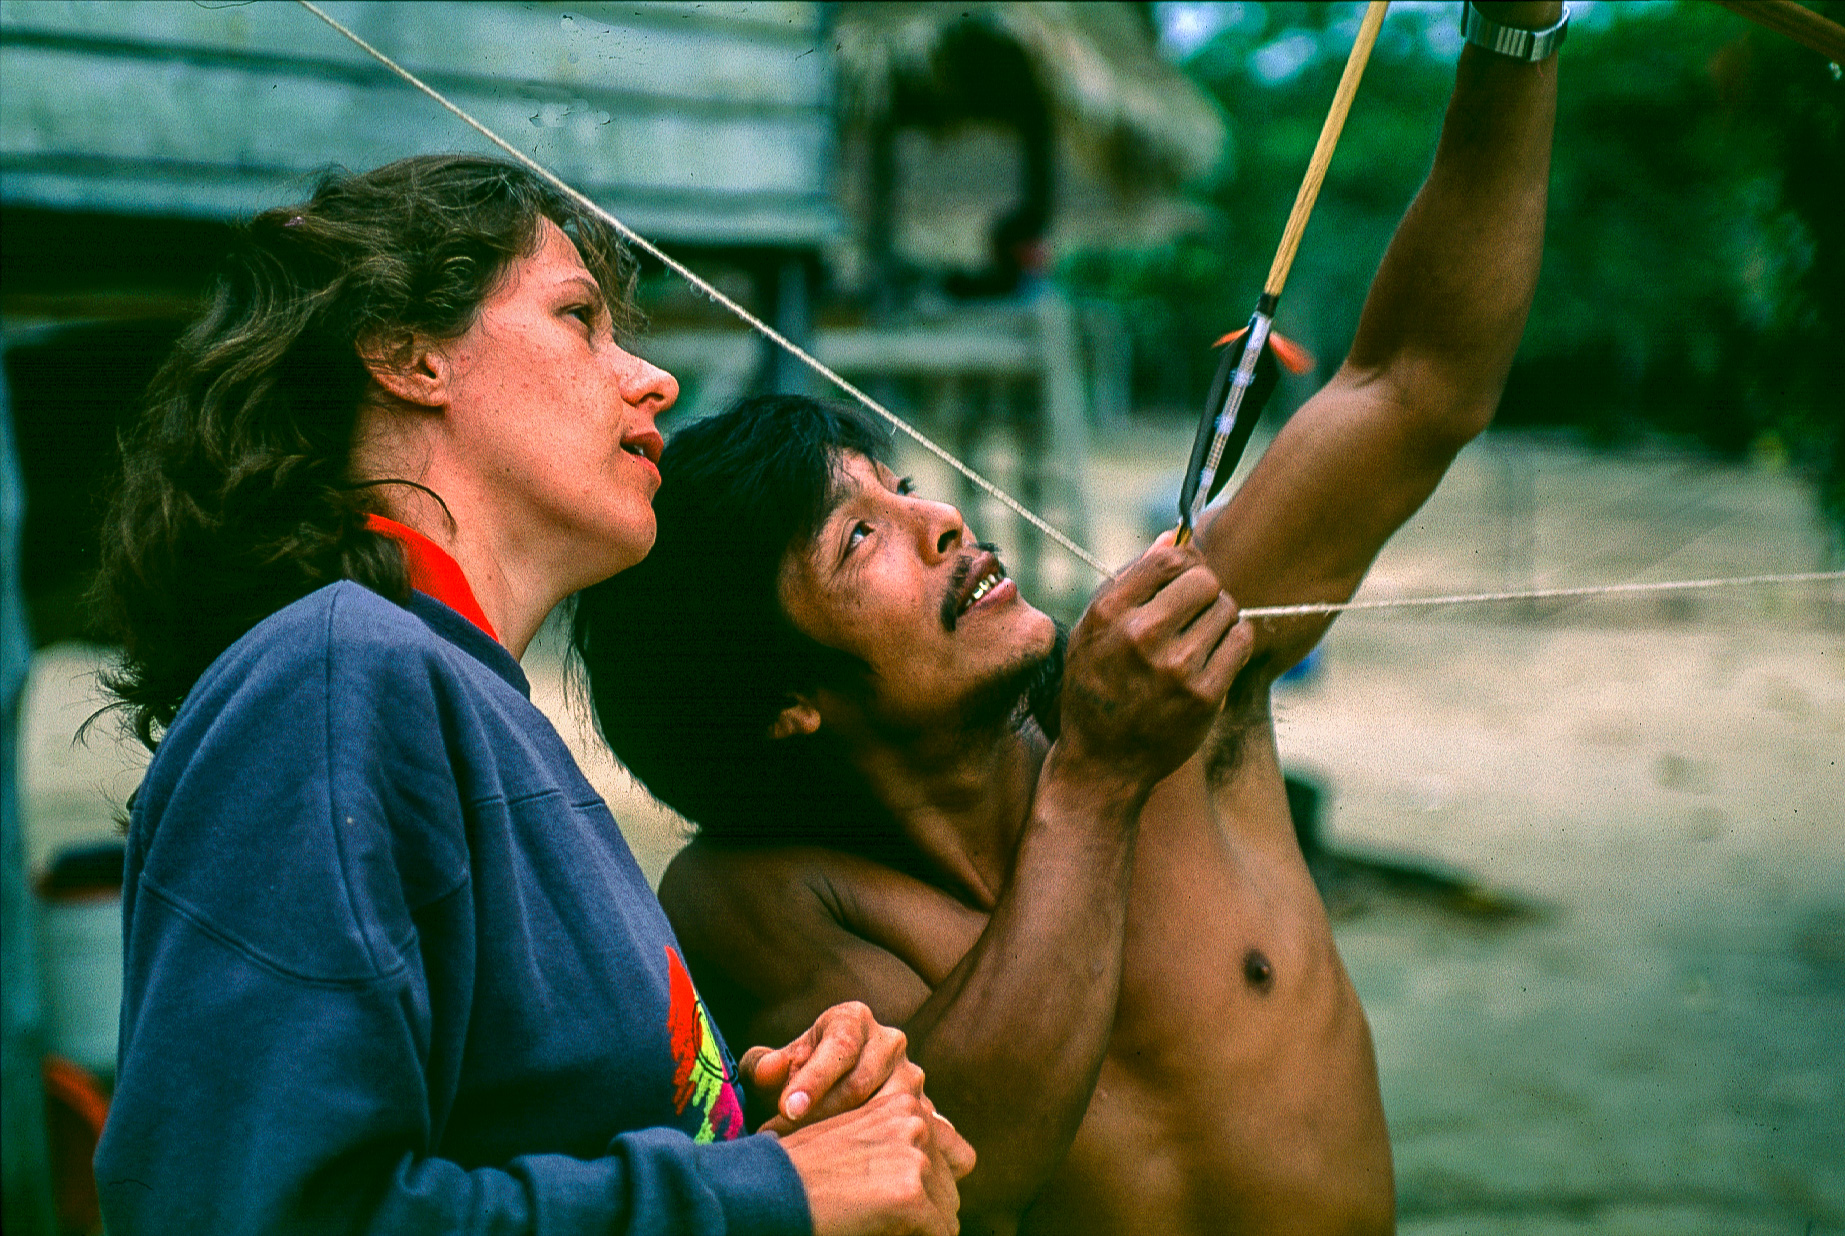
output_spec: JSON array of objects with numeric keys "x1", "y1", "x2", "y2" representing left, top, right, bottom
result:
[
  {"x1": 919, "y1": 500, "x2": 966, "y2": 561},
  {"x1": 621, "y1": 350, "x2": 678, "y2": 419}
]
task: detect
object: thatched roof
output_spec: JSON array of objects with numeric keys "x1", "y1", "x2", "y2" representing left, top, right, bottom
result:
[{"x1": 835, "y1": 2, "x2": 1228, "y2": 186}]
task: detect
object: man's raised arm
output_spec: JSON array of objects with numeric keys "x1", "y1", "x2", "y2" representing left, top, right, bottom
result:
[{"x1": 1203, "y1": 0, "x2": 1563, "y2": 670}]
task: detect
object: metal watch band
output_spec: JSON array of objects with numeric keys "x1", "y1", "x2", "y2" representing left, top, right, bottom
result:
[{"x1": 1461, "y1": 2, "x2": 1570, "y2": 62}]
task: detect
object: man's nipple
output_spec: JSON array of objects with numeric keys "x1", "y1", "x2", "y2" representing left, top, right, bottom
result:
[{"x1": 1243, "y1": 948, "x2": 1275, "y2": 994}]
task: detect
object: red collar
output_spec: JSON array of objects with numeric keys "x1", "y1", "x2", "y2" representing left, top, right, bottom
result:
[{"x1": 363, "y1": 514, "x2": 500, "y2": 643}]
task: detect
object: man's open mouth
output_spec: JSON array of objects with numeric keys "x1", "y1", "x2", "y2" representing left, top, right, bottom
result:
[
  {"x1": 943, "y1": 549, "x2": 1008, "y2": 631},
  {"x1": 960, "y1": 566, "x2": 1005, "y2": 614}
]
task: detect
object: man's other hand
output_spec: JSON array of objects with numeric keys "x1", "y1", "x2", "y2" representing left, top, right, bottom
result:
[
  {"x1": 780, "y1": 1092, "x2": 976, "y2": 1236},
  {"x1": 742, "y1": 1000, "x2": 922, "y2": 1133},
  {"x1": 1059, "y1": 531, "x2": 1253, "y2": 785}
]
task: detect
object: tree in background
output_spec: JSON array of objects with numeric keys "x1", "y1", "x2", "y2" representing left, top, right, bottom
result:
[
  {"x1": 1718, "y1": 0, "x2": 1844, "y2": 535},
  {"x1": 1065, "y1": 1, "x2": 1843, "y2": 542}
]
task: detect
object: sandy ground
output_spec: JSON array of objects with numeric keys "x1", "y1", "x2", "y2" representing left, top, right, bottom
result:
[{"x1": 19, "y1": 426, "x2": 1843, "y2": 1233}]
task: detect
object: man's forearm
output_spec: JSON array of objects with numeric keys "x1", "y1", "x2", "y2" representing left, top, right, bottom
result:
[
  {"x1": 897, "y1": 748, "x2": 1148, "y2": 1217},
  {"x1": 1345, "y1": 0, "x2": 1562, "y2": 433}
]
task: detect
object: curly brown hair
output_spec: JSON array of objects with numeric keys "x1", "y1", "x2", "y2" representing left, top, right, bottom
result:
[{"x1": 93, "y1": 154, "x2": 639, "y2": 748}]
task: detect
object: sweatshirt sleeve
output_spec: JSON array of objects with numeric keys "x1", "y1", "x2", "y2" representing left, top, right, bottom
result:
[
  {"x1": 94, "y1": 589, "x2": 811, "y2": 1235},
  {"x1": 98, "y1": 882, "x2": 808, "y2": 1236}
]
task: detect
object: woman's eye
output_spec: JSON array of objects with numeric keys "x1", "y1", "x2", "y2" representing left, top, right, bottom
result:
[{"x1": 566, "y1": 304, "x2": 597, "y2": 330}]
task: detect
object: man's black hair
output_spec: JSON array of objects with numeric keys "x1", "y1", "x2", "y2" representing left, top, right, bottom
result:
[{"x1": 573, "y1": 395, "x2": 900, "y2": 849}]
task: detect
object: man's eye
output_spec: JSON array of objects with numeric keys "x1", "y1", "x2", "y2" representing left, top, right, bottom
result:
[
  {"x1": 845, "y1": 522, "x2": 872, "y2": 552},
  {"x1": 896, "y1": 476, "x2": 917, "y2": 495}
]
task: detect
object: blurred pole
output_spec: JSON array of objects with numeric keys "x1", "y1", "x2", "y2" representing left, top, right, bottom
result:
[
  {"x1": 1036, "y1": 291, "x2": 1091, "y2": 608},
  {"x1": 1080, "y1": 302, "x2": 1132, "y2": 432},
  {"x1": 2, "y1": 349, "x2": 57, "y2": 1234},
  {"x1": 1496, "y1": 434, "x2": 1538, "y2": 622},
  {"x1": 868, "y1": 116, "x2": 898, "y2": 321}
]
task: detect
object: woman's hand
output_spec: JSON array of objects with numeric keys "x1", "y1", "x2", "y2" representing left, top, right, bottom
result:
[
  {"x1": 779, "y1": 1093, "x2": 976, "y2": 1236},
  {"x1": 741, "y1": 1000, "x2": 918, "y2": 1135},
  {"x1": 748, "y1": 1003, "x2": 975, "y2": 1235}
]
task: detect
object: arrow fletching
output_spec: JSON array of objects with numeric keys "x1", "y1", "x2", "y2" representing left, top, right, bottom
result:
[{"x1": 1177, "y1": 310, "x2": 1312, "y2": 535}]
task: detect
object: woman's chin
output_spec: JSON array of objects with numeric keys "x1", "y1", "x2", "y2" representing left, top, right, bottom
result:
[
  {"x1": 605, "y1": 517, "x2": 659, "y2": 578},
  {"x1": 561, "y1": 511, "x2": 657, "y2": 590}
]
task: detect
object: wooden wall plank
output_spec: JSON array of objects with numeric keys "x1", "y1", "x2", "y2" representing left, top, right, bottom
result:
[{"x1": 0, "y1": 1, "x2": 835, "y2": 246}]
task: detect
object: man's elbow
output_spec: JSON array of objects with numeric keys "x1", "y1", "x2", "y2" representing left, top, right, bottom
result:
[
  {"x1": 1432, "y1": 385, "x2": 1503, "y2": 449},
  {"x1": 1345, "y1": 354, "x2": 1505, "y2": 450}
]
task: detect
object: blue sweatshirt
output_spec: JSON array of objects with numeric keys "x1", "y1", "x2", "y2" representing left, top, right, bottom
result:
[{"x1": 95, "y1": 581, "x2": 811, "y2": 1235}]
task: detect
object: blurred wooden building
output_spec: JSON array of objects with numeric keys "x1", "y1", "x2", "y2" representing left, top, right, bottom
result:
[
  {"x1": 831, "y1": 1, "x2": 1223, "y2": 295},
  {"x1": 839, "y1": 2, "x2": 1223, "y2": 599},
  {"x1": 656, "y1": 2, "x2": 1229, "y2": 602},
  {"x1": 2, "y1": 0, "x2": 1225, "y2": 630},
  {"x1": 1, "y1": 0, "x2": 838, "y2": 641}
]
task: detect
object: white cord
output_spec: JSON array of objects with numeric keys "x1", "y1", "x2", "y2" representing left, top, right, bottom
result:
[
  {"x1": 1240, "y1": 570, "x2": 1845, "y2": 620},
  {"x1": 294, "y1": 1, "x2": 1841, "y2": 621}
]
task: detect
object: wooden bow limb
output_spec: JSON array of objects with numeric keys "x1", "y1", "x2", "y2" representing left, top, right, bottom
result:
[
  {"x1": 1713, "y1": 0, "x2": 1845, "y2": 63},
  {"x1": 1176, "y1": 0, "x2": 1391, "y2": 544}
]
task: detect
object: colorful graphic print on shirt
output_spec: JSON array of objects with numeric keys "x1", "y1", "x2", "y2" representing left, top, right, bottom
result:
[{"x1": 665, "y1": 945, "x2": 746, "y2": 1142}]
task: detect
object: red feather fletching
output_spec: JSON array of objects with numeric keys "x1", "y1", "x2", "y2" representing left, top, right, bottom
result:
[{"x1": 1212, "y1": 327, "x2": 1315, "y2": 375}]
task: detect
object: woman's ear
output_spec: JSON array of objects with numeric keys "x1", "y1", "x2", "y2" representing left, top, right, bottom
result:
[
  {"x1": 358, "y1": 334, "x2": 450, "y2": 410},
  {"x1": 768, "y1": 698, "x2": 822, "y2": 741}
]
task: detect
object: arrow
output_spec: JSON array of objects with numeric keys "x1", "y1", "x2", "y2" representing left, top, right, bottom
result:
[{"x1": 1176, "y1": 0, "x2": 1390, "y2": 544}]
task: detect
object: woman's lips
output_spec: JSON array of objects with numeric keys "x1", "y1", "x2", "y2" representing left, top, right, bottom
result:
[{"x1": 622, "y1": 448, "x2": 660, "y2": 486}]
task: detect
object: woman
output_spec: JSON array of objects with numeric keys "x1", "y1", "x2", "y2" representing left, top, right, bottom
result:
[{"x1": 89, "y1": 155, "x2": 969, "y2": 1235}]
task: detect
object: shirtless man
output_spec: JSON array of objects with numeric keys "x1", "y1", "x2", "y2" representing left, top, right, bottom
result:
[{"x1": 575, "y1": 4, "x2": 1561, "y2": 1231}]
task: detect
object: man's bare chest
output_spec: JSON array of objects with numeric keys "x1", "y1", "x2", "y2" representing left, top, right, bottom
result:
[
  {"x1": 1111, "y1": 792, "x2": 1351, "y2": 1077},
  {"x1": 838, "y1": 760, "x2": 1349, "y2": 1066},
  {"x1": 1018, "y1": 789, "x2": 1391, "y2": 1236}
]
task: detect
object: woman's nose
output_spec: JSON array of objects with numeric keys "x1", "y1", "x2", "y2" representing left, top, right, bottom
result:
[{"x1": 622, "y1": 351, "x2": 678, "y2": 417}]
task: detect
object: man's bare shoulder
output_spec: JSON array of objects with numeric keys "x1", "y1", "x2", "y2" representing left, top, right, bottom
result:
[
  {"x1": 660, "y1": 837, "x2": 985, "y2": 1022},
  {"x1": 661, "y1": 836, "x2": 910, "y2": 914},
  {"x1": 660, "y1": 839, "x2": 853, "y2": 945}
]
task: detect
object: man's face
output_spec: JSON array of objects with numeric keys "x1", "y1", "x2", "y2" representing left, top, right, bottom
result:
[
  {"x1": 435, "y1": 218, "x2": 677, "y2": 585},
  {"x1": 777, "y1": 451, "x2": 1059, "y2": 733}
]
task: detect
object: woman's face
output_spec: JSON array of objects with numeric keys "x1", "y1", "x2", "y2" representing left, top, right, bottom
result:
[{"x1": 435, "y1": 218, "x2": 677, "y2": 587}]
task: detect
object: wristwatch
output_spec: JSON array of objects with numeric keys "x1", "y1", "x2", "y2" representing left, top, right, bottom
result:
[{"x1": 1461, "y1": 2, "x2": 1570, "y2": 62}]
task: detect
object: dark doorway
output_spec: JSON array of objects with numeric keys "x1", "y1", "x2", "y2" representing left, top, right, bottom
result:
[{"x1": 3, "y1": 207, "x2": 234, "y2": 646}]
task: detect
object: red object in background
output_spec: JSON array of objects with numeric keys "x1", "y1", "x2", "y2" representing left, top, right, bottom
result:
[{"x1": 42, "y1": 1055, "x2": 109, "y2": 1236}]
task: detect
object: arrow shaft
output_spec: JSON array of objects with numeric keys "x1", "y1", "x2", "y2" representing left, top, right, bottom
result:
[{"x1": 1265, "y1": 0, "x2": 1392, "y2": 299}]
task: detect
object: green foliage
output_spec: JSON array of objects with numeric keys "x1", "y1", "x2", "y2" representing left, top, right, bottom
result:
[
  {"x1": 1734, "y1": 0, "x2": 1845, "y2": 530},
  {"x1": 1064, "y1": 1, "x2": 1844, "y2": 536}
]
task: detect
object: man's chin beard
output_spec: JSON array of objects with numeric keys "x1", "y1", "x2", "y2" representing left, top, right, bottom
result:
[{"x1": 961, "y1": 622, "x2": 1068, "y2": 739}]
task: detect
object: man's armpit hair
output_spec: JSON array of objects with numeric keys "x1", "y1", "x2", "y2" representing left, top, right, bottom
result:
[{"x1": 1204, "y1": 658, "x2": 1274, "y2": 787}]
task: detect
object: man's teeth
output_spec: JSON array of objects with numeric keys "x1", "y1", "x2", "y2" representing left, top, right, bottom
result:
[{"x1": 962, "y1": 570, "x2": 1003, "y2": 613}]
